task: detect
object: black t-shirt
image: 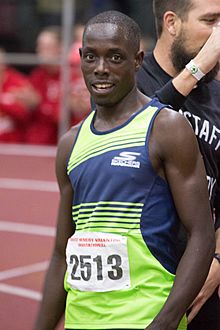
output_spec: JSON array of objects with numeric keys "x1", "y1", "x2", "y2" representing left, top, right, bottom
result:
[{"x1": 137, "y1": 52, "x2": 220, "y2": 231}]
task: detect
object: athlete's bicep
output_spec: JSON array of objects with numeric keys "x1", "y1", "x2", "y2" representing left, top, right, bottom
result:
[{"x1": 153, "y1": 109, "x2": 212, "y2": 233}]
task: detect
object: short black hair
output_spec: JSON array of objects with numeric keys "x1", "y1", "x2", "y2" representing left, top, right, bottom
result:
[
  {"x1": 153, "y1": 0, "x2": 194, "y2": 37},
  {"x1": 83, "y1": 10, "x2": 141, "y2": 53}
]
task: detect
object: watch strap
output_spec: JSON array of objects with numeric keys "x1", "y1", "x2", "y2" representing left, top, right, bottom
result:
[{"x1": 214, "y1": 253, "x2": 220, "y2": 264}]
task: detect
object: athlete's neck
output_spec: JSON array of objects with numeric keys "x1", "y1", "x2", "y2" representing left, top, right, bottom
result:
[{"x1": 94, "y1": 88, "x2": 150, "y2": 131}]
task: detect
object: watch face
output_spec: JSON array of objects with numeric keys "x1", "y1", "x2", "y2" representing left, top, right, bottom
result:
[
  {"x1": 186, "y1": 60, "x2": 205, "y2": 80},
  {"x1": 191, "y1": 65, "x2": 198, "y2": 74}
]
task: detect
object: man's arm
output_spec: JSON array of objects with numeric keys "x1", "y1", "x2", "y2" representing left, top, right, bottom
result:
[
  {"x1": 146, "y1": 109, "x2": 215, "y2": 330},
  {"x1": 34, "y1": 128, "x2": 77, "y2": 330},
  {"x1": 156, "y1": 24, "x2": 220, "y2": 107}
]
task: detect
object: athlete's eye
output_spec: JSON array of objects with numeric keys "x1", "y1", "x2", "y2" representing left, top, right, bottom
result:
[
  {"x1": 111, "y1": 54, "x2": 122, "y2": 62},
  {"x1": 84, "y1": 53, "x2": 95, "y2": 62}
]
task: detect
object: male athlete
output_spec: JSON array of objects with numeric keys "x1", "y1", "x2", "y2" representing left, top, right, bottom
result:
[{"x1": 34, "y1": 11, "x2": 214, "y2": 330}]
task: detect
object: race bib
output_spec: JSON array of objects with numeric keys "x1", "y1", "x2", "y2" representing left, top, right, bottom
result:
[{"x1": 66, "y1": 232, "x2": 131, "y2": 292}]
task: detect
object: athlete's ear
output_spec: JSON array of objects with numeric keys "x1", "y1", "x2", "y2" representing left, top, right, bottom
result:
[
  {"x1": 79, "y1": 48, "x2": 82, "y2": 58},
  {"x1": 134, "y1": 50, "x2": 144, "y2": 71},
  {"x1": 164, "y1": 11, "x2": 181, "y2": 36}
]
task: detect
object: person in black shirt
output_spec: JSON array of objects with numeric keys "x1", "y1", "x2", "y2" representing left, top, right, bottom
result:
[{"x1": 137, "y1": 1, "x2": 220, "y2": 329}]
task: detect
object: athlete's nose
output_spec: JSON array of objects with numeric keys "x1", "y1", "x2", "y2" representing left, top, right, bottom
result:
[{"x1": 94, "y1": 58, "x2": 109, "y2": 75}]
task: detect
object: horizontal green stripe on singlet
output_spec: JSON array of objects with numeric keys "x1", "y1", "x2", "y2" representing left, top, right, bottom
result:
[
  {"x1": 76, "y1": 228, "x2": 140, "y2": 235},
  {"x1": 76, "y1": 221, "x2": 140, "y2": 231},
  {"x1": 73, "y1": 206, "x2": 142, "y2": 213},
  {"x1": 72, "y1": 201, "x2": 144, "y2": 210},
  {"x1": 76, "y1": 225, "x2": 140, "y2": 233},
  {"x1": 76, "y1": 219, "x2": 140, "y2": 225},
  {"x1": 73, "y1": 211, "x2": 142, "y2": 218},
  {"x1": 76, "y1": 216, "x2": 140, "y2": 223},
  {"x1": 74, "y1": 212, "x2": 141, "y2": 218}
]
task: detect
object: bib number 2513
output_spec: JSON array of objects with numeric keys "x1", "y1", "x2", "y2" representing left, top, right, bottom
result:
[
  {"x1": 70, "y1": 254, "x2": 123, "y2": 281},
  {"x1": 66, "y1": 232, "x2": 130, "y2": 292}
]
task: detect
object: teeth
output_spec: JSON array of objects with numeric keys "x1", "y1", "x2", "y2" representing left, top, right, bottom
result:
[{"x1": 95, "y1": 83, "x2": 113, "y2": 89}]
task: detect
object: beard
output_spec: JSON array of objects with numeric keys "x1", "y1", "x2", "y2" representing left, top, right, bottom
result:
[{"x1": 170, "y1": 30, "x2": 219, "y2": 83}]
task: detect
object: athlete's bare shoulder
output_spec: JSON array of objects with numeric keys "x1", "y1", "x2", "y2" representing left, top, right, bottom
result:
[
  {"x1": 155, "y1": 106, "x2": 193, "y2": 138},
  {"x1": 56, "y1": 123, "x2": 81, "y2": 172},
  {"x1": 59, "y1": 123, "x2": 81, "y2": 150},
  {"x1": 151, "y1": 106, "x2": 199, "y2": 162}
]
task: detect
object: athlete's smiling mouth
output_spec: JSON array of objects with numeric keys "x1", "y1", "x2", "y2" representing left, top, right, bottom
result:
[
  {"x1": 91, "y1": 82, "x2": 115, "y2": 94},
  {"x1": 92, "y1": 82, "x2": 114, "y2": 90}
]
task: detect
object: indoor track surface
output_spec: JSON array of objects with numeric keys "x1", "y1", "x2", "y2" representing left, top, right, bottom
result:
[{"x1": 0, "y1": 143, "x2": 64, "y2": 329}]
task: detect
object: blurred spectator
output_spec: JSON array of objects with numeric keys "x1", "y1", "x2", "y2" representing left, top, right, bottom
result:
[
  {"x1": 26, "y1": 25, "x2": 90, "y2": 145},
  {"x1": 0, "y1": 48, "x2": 39, "y2": 143},
  {"x1": 25, "y1": 26, "x2": 62, "y2": 145},
  {"x1": 68, "y1": 24, "x2": 90, "y2": 126}
]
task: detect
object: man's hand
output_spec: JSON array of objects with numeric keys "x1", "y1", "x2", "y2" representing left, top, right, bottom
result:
[
  {"x1": 172, "y1": 23, "x2": 220, "y2": 97},
  {"x1": 193, "y1": 23, "x2": 220, "y2": 74},
  {"x1": 187, "y1": 257, "x2": 220, "y2": 323}
]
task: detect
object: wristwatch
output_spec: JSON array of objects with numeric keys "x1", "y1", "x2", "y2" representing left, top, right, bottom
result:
[
  {"x1": 214, "y1": 253, "x2": 220, "y2": 264},
  {"x1": 185, "y1": 60, "x2": 205, "y2": 81}
]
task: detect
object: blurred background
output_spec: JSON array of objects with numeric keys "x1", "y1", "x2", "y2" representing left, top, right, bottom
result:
[
  {"x1": 0, "y1": 0, "x2": 156, "y2": 145},
  {"x1": 0, "y1": 1, "x2": 156, "y2": 329}
]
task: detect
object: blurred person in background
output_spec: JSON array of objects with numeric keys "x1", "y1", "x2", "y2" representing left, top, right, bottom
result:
[
  {"x1": 68, "y1": 23, "x2": 90, "y2": 126},
  {"x1": 25, "y1": 26, "x2": 63, "y2": 145},
  {"x1": 26, "y1": 25, "x2": 90, "y2": 145},
  {"x1": 137, "y1": 0, "x2": 220, "y2": 329},
  {"x1": 0, "y1": 47, "x2": 39, "y2": 143}
]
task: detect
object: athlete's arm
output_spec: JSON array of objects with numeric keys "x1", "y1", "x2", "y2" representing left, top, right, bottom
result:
[
  {"x1": 156, "y1": 24, "x2": 220, "y2": 107},
  {"x1": 146, "y1": 109, "x2": 215, "y2": 330},
  {"x1": 187, "y1": 226, "x2": 220, "y2": 323},
  {"x1": 34, "y1": 128, "x2": 78, "y2": 330}
]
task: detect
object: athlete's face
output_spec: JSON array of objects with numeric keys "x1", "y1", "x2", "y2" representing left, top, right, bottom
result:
[
  {"x1": 80, "y1": 23, "x2": 140, "y2": 107},
  {"x1": 171, "y1": 0, "x2": 220, "y2": 81}
]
